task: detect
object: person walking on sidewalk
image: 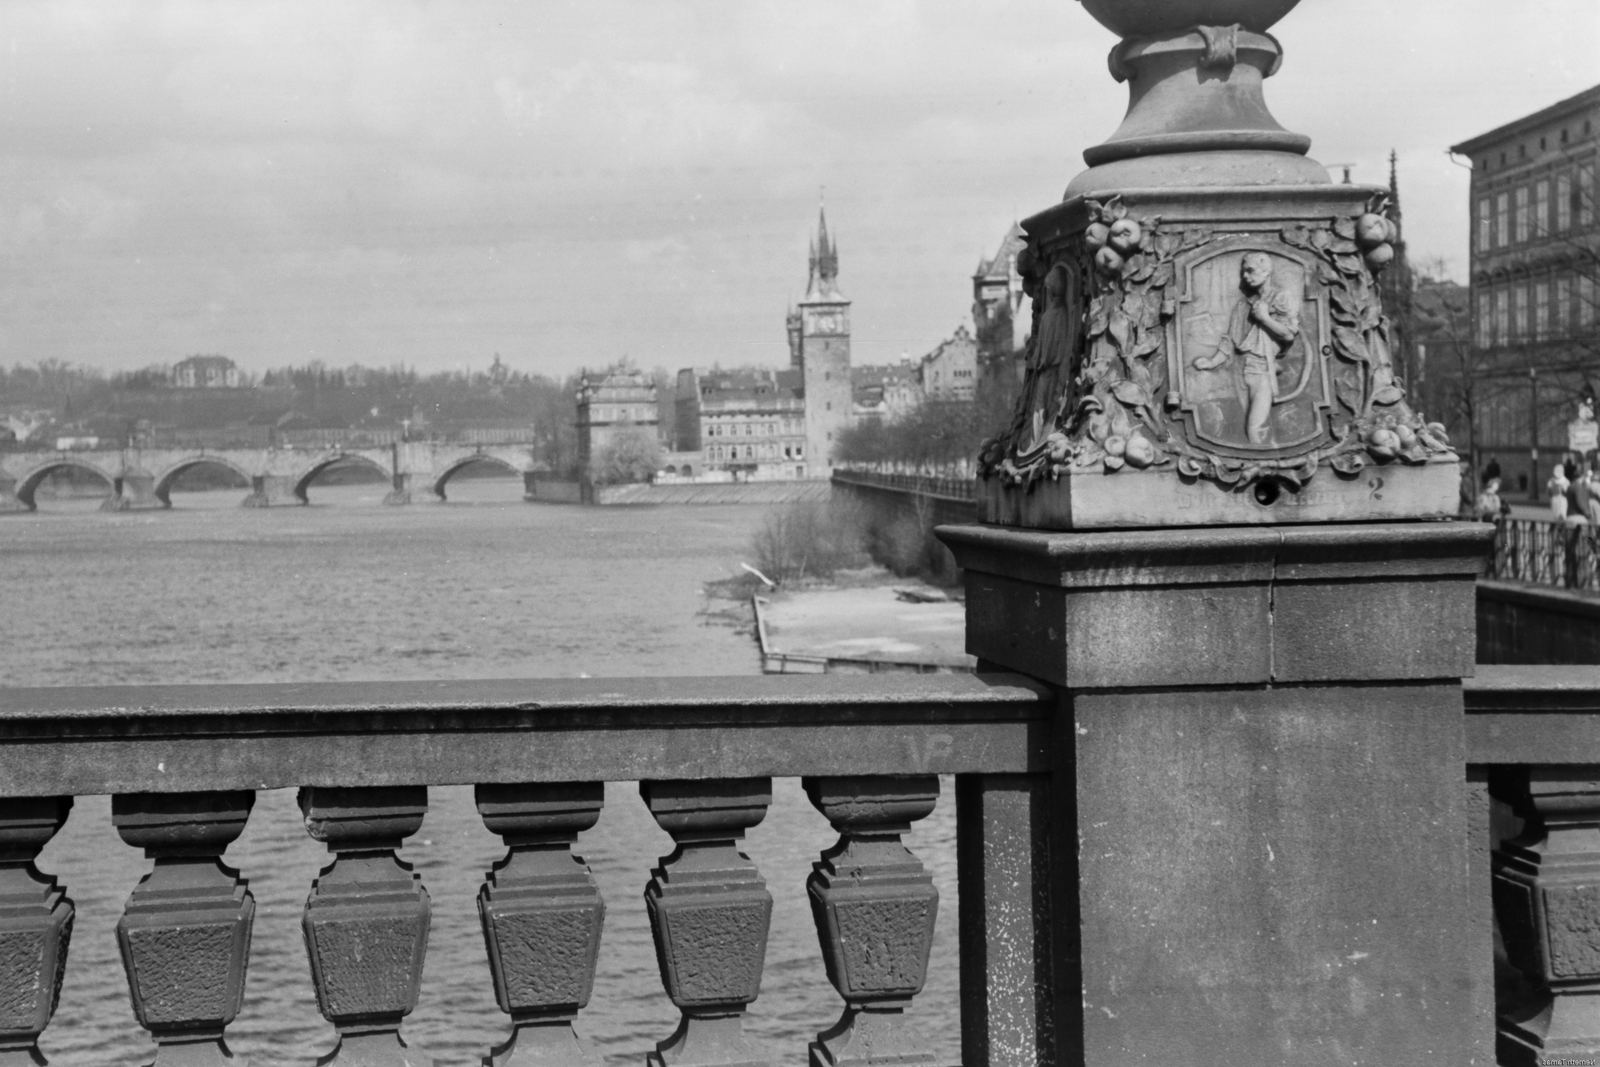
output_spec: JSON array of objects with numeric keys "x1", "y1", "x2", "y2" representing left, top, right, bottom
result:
[{"x1": 1551, "y1": 465, "x2": 1572, "y2": 521}]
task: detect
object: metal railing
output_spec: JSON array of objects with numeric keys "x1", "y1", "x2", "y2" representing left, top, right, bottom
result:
[
  {"x1": 831, "y1": 465, "x2": 975, "y2": 502},
  {"x1": 1491, "y1": 516, "x2": 1600, "y2": 591}
]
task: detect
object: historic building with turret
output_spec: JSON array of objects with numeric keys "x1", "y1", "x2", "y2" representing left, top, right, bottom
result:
[{"x1": 791, "y1": 209, "x2": 854, "y2": 477}]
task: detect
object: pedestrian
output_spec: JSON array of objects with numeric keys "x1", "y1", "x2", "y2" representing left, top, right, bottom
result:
[
  {"x1": 1571, "y1": 466, "x2": 1591, "y2": 525},
  {"x1": 1476, "y1": 476, "x2": 1506, "y2": 522},
  {"x1": 1586, "y1": 467, "x2": 1600, "y2": 526},
  {"x1": 1551, "y1": 465, "x2": 1572, "y2": 521}
]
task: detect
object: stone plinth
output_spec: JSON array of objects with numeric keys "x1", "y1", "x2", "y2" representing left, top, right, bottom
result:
[{"x1": 939, "y1": 520, "x2": 1493, "y2": 1064}]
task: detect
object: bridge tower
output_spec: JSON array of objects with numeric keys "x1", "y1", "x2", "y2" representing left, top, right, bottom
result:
[{"x1": 796, "y1": 207, "x2": 852, "y2": 479}]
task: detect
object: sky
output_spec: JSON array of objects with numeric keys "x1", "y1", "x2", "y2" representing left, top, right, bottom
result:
[{"x1": 0, "y1": 0, "x2": 1595, "y2": 380}]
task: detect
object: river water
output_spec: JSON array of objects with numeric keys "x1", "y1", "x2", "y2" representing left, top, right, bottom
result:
[{"x1": 2, "y1": 479, "x2": 963, "y2": 1067}]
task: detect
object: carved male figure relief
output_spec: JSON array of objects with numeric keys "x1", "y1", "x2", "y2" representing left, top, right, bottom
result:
[{"x1": 1191, "y1": 252, "x2": 1300, "y2": 445}]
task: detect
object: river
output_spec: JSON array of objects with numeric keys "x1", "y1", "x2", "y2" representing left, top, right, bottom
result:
[{"x1": 1, "y1": 478, "x2": 963, "y2": 1067}]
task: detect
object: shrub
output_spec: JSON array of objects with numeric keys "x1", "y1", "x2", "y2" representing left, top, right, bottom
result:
[
  {"x1": 590, "y1": 427, "x2": 661, "y2": 485},
  {"x1": 750, "y1": 498, "x2": 869, "y2": 583}
]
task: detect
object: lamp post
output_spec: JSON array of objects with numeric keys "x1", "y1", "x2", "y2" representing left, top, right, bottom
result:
[{"x1": 940, "y1": 2, "x2": 1492, "y2": 1062}]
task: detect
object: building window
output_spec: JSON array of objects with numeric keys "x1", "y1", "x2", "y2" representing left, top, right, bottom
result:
[
  {"x1": 1515, "y1": 186, "x2": 1530, "y2": 243},
  {"x1": 1583, "y1": 276, "x2": 1597, "y2": 328},
  {"x1": 1515, "y1": 285, "x2": 1529, "y2": 339},
  {"x1": 1558, "y1": 276, "x2": 1573, "y2": 332},
  {"x1": 1581, "y1": 164, "x2": 1596, "y2": 227},
  {"x1": 1558, "y1": 173, "x2": 1573, "y2": 231},
  {"x1": 1476, "y1": 296, "x2": 1492, "y2": 349},
  {"x1": 1535, "y1": 281, "x2": 1550, "y2": 340},
  {"x1": 1496, "y1": 192, "x2": 1510, "y2": 247},
  {"x1": 1536, "y1": 180, "x2": 1550, "y2": 237}
]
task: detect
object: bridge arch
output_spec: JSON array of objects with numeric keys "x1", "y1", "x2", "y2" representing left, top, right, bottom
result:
[
  {"x1": 15, "y1": 458, "x2": 116, "y2": 511},
  {"x1": 294, "y1": 453, "x2": 392, "y2": 504},
  {"x1": 154, "y1": 456, "x2": 254, "y2": 507},
  {"x1": 432, "y1": 453, "x2": 521, "y2": 501}
]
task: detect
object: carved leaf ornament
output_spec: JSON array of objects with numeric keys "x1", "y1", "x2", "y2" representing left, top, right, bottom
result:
[{"x1": 979, "y1": 194, "x2": 1453, "y2": 493}]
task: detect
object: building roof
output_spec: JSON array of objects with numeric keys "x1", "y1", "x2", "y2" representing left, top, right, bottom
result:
[
  {"x1": 1450, "y1": 83, "x2": 1600, "y2": 156},
  {"x1": 976, "y1": 222, "x2": 1026, "y2": 280},
  {"x1": 922, "y1": 324, "x2": 976, "y2": 365},
  {"x1": 690, "y1": 367, "x2": 802, "y2": 402}
]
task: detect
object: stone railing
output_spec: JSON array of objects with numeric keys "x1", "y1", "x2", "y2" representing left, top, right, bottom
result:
[
  {"x1": 13, "y1": 667, "x2": 1600, "y2": 1063},
  {"x1": 1492, "y1": 516, "x2": 1600, "y2": 592},
  {"x1": 0, "y1": 674, "x2": 1052, "y2": 1067}
]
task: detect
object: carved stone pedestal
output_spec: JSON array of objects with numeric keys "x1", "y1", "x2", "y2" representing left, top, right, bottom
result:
[
  {"x1": 941, "y1": 521, "x2": 1490, "y2": 1065},
  {"x1": 299, "y1": 786, "x2": 432, "y2": 1067},
  {"x1": 113, "y1": 791, "x2": 256, "y2": 1067},
  {"x1": 476, "y1": 783, "x2": 606, "y2": 1067},
  {"x1": 0, "y1": 798, "x2": 74, "y2": 1067},
  {"x1": 1493, "y1": 768, "x2": 1600, "y2": 1066},
  {"x1": 641, "y1": 779, "x2": 773, "y2": 1067},
  {"x1": 802, "y1": 777, "x2": 941, "y2": 1067}
]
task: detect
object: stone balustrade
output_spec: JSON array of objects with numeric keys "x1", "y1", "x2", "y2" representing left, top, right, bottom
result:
[
  {"x1": 4, "y1": 667, "x2": 1600, "y2": 1064},
  {"x1": 0, "y1": 675, "x2": 1052, "y2": 1067}
]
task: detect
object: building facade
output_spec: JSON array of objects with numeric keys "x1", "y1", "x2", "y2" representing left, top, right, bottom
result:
[
  {"x1": 172, "y1": 355, "x2": 240, "y2": 389},
  {"x1": 1450, "y1": 84, "x2": 1600, "y2": 498},
  {"x1": 793, "y1": 209, "x2": 853, "y2": 477},
  {"x1": 675, "y1": 367, "x2": 808, "y2": 479},
  {"x1": 973, "y1": 223, "x2": 1032, "y2": 394},
  {"x1": 852, "y1": 359, "x2": 922, "y2": 424},
  {"x1": 920, "y1": 325, "x2": 979, "y2": 402},
  {"x1": 574, "y1": 367, "x2": 659, "y2": 475}
]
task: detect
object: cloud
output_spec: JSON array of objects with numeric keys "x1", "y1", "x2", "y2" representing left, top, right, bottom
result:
[{"x1": 0, "y1": 0, "x2": 1591, "y2": 375}]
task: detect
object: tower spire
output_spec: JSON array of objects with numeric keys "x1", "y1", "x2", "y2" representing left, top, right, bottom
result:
[{"x1": 804, "y1": 200, "x2": 842, "y2": 300}]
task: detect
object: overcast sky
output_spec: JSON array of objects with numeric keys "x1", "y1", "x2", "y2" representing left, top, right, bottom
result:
[{"x1": 0, "y1": 0, "x2": 1595, "y2": 380}]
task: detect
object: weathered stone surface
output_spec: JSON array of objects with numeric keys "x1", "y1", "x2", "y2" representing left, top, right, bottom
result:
[
  {"x1": 1074, "y1": 683, "x2": 1474, "y2": 1065},
  {"x1": 955, "y1": 774, "x2": 1054, "y2": 1067},
  {"x1": 0, "y1": 674, "x2": 1050, "y2": 799},
  {"x1": 641, "y1": 778, "x2": 773, "y2": 1067},
  {"x1": 299, "y1": 786, "x2": 431, "y2": 1067},
  {"x1": 475, "y1": 782, "x2": 605, "y2": 1067},
  {"x1": 113, "y1": 791, "x2": 256, "y2": 1067},
  {"x1": 0, "y1": 798, "x2": 73, "y2": 1066},
  {"x1": 1493, "y1": 768, "x2": 1600, "y2": 1065},
  {"x1": 942, "y1": 522, "x2": 1490, "y2": 687},
  {"x1": 803, "y1": 776, "x2": 940, "y2": 1067}
]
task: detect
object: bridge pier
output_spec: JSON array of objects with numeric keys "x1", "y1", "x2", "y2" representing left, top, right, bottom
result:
[
  {"x1": 0, "y1": 472, "x2": 25, "y2": 512},
  {"x1": 101, "y1": 473, "x2": 164, "y2": 512},
  {"x1": 241, "y1": 475, "x2": 304, "y2": 508},
  {"x1": 383, "y1": 473, "x2": 445, "y2": 505}
]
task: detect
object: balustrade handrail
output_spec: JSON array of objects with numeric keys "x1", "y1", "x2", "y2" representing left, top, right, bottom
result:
[
  {"x1": 0, "y1": 673, "x2": 1050, "y2": 797},
  {"x1": 831, "y1": 465, "x2": 976, "y2": 501}
]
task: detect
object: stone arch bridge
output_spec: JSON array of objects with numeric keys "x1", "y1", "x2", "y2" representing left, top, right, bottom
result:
[{"x1": 0, "y1": 442, "x2": 544, "y2": 511}]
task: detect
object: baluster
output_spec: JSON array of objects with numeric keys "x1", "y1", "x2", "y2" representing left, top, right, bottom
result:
[
  {"x1": 801, "y1": 777, "x2": 940, "y2": 1067},
  {"x1": 1493, "y1": 767, "x2": 1600, "y2": 1065},
  {"x1": 476, "y1": 783, "x2": 606, "y2": 1067},
  {"x1": 299, "y1": 786, "x2": 431, "y2": 1067},
  {"x1": 112, "y1": 792, "x2": 255, "y2": 1067},
  {"x1": 641, "y1": 778, "x2": 773, "y2": 1067},
  {"x1": 0, "y1": 798, "x2": 74, "y2": 1067}
]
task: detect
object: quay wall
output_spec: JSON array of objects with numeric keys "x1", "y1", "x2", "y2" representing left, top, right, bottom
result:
[{"x1": 526, "y1": 478, "x2": 831, "y2": 506}]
